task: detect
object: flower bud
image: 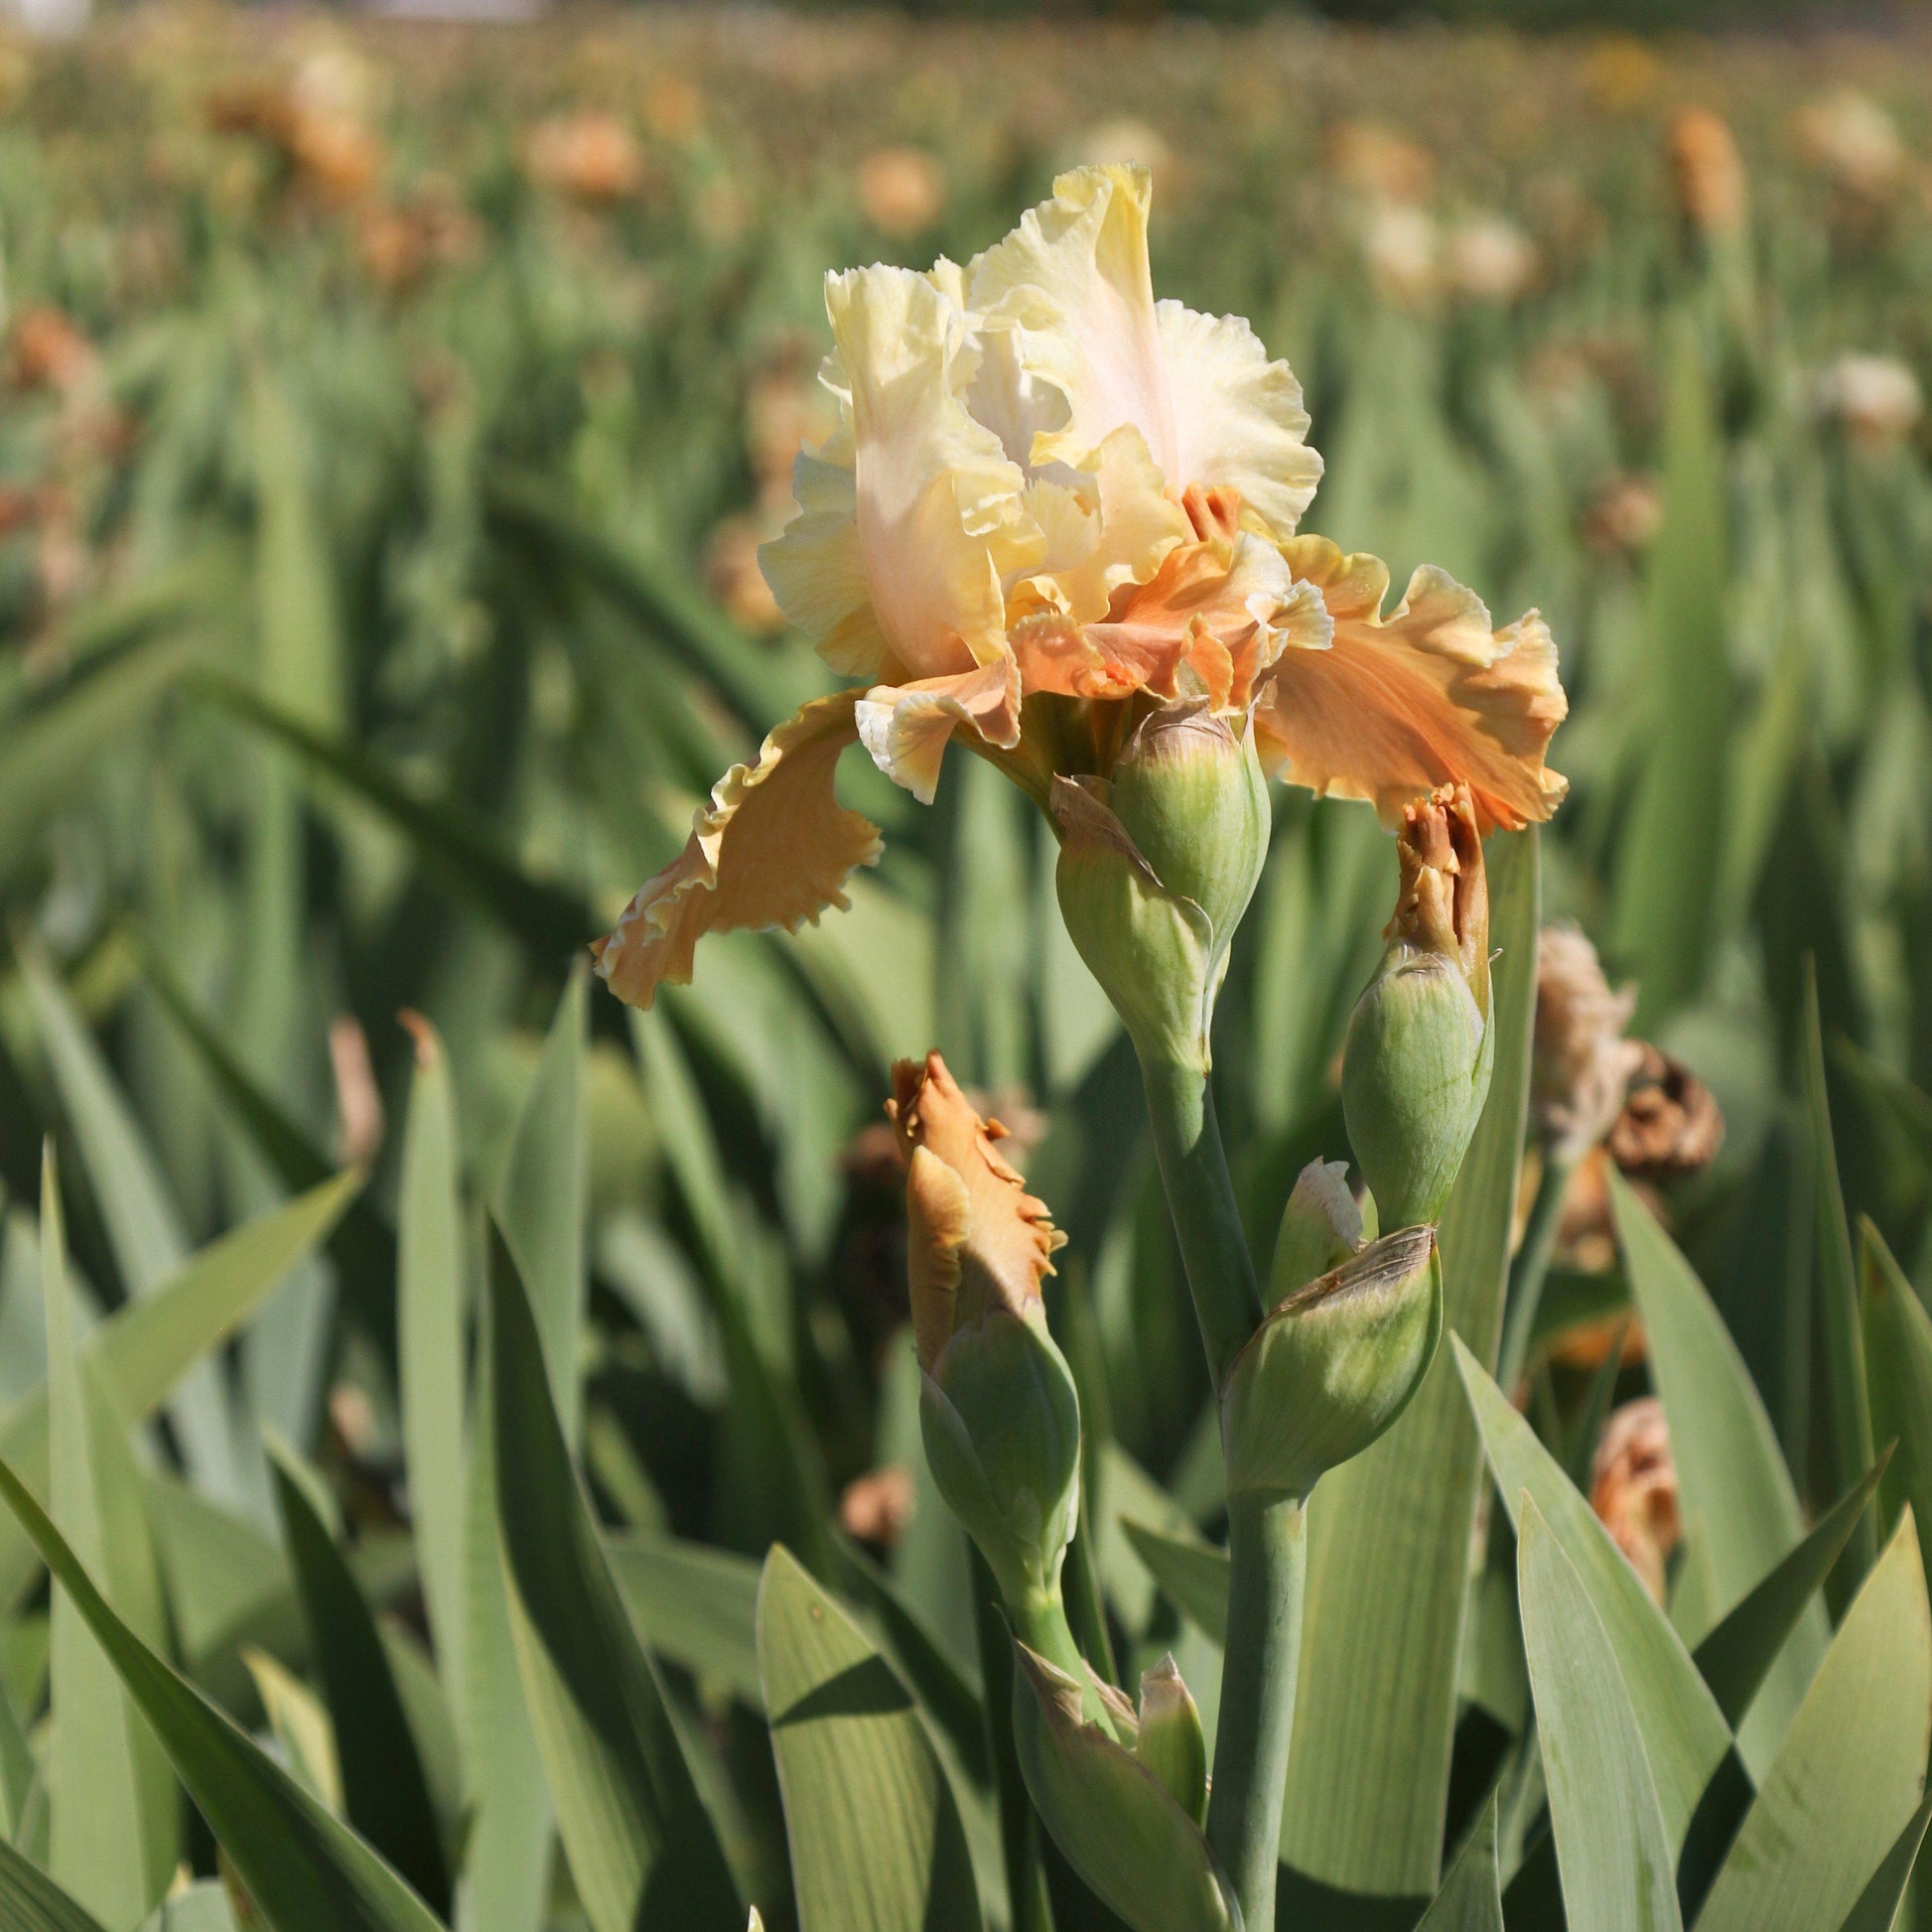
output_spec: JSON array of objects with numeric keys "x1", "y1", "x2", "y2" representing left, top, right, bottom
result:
[
  {"x1": 1222, "y1": 1224, "x2": 1443, "y2": 1503},
  {"x1": 1341, "y1": 783, "x2": 1493, "y2": 1229},
  {"x1": 1135, "y1": 1655, "x2": 1208, "y2": 1829},
  {"x1": 1269, "y1": 1158, "x2": 1364, "y2": 1304},
  {"x1": 889, "y1": 1054, "x2": 1081, "y2": 1606},
  {"x1": 1012, "y1": 1643, "x2": 1238, "y2": 1932},
  {"x1": 1052, "y1": 705, "x2": 1269, "y2": 1072}
]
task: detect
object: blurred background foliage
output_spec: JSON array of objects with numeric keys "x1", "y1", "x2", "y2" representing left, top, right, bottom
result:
[{"x1": 2, "y1": 4, "x2": 1932, "y2": 1925}]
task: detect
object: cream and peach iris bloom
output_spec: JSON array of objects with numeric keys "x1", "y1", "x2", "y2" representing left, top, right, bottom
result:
[{"x1": 593, "y1": 163, "x2": 1567, "y2": 1011}]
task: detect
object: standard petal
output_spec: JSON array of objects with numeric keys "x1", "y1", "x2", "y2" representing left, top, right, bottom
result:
[
  {"x1": 968, "y1": 164, "x2": 1178, "y2": 483},
  {"x1": 1255, "y1": 542, "x2": 1568, "y2": 833},
  {"x1": 828, "y1": 264, "x2": 1038, "y2": 678},
  {"x1": 1158, "y1": 300, "x2": 1324, "y2": 538},
  {"x1": 592, "y1": 691, "x2": 881, "y2": 1010},
  {"x1": 758, "y1": 451, "x2": 890, "y2": 677},
  {"x1": 855, "y1": 657, "x2": 1022, "y2": 804}
]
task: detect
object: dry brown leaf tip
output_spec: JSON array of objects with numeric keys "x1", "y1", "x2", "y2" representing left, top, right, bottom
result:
[{"x1": 887, "y1": 1051, "x2": 1065, "y2": 1372}]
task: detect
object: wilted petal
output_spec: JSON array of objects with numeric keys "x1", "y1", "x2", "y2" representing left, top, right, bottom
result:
[
  {"x1": 969, "y1": 164, "x2": 1177, "y2": 483},
  {"x1": 1158, "y1": 301, "x2": 1323, "y2": 538},
  {"x1": 1255, "y1": 536, "x2": 1568, "y2": 833},
  {"x1": 855, "y1": 656, "x2": 1022, "y2": 803},
  {"x1": 593, "y1": 691, "x2": 881, "y2": 1010}
]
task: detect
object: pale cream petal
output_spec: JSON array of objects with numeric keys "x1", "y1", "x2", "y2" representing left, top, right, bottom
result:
[
  {"x1": 855, "y1": 657, "x2": 1023, "y2": 804},
  {"x1": 1020, "y1": 426, "x2": 1190, "y2": 625},
  {"x1": 592, "y1": 691, "x2": 880, "y2": 1010},
  {"x1": 829, "y1": 265, "x2": 1039, "y2": 678},
  {"x1": 1157, "y1": 300, "x2": 1324, "y2": 538},
  {"x1": 1254, "y1": 548, "x2": 1569, "y2": 833},
  {"x1": 967, "y1": 164, "x2": 1178, "y2": 483},
  {"x1": 758, "y1": 452, "x2": 890, "y2": 677}
]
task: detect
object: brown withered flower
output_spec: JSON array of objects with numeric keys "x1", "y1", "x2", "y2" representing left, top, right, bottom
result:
[
  {"x1": 886, "y1": 1052, "x2": 1066, "y2": 1375},
  {"x1": 1532, "y1": 924, "x2": 1644, "y2": 1165},
  {"x1": 6, "y1": 307, "x2": 97, "y2": 395},
  {"x1": 838, "y1": 1465, "x2": 915, "y2": 1550},
  {"x1": 1607, "y1": 1042, "x2": 1725, "y2": 1180},
  {"x1": 1589, "y1": 1397, "x2": 1682, "y2": 1603}
]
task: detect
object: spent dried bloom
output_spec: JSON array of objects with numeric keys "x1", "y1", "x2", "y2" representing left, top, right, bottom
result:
[
  {"x1": 1582, "y1": 472, "x2": 1663, "y2": 557},
  {"x1": 1589, "y1": 1396, "x2": 1681, "y2": 1603},
  {"x1": 1817, "y1": 353, "x2": 1924, "y2": 449},
  {"x1": 525, "y1": 110, "x2": 646, "y2": 207},
  {"x1": 1532, "y1": 924, "x2": 1643, "y2": 1164},
  {"x1": 594, "y1": 166, "x2": 1565, "y2": 1011},
  {"x1": 885, "y1": 1052, "x2": 1065, "y2": 1376},
  {"x1": 838, "y1": 1465, "x2": 915, "y2": 1549},
  {"x1": 857, "y1": 147, "x2": 948, "y2": 239},
  {"x1": 1794, "y1": 89, "x2": 1908, "y2": 202},
  {"x1": 1607, "y1": 1043, "x2": 1725, "y2": 1181},
  {"x1": 705, "y1": 514, "x2": 786, "y2": 635},
  {"x1": 1446, "y1": 213, "x2": 1538, "y2": 304},
  {"x1": 6, "y1": 307, "x2": 97, "y2": 394},
  {"x1": 329, "y1": 1015, "x2": 384, "y2": 1168},
  {"x1": 1667, "y1": 107, "x2": 1748, "y2": 238},
  {"x1": 1326, "y1": 120, "x2": 1437, "y2": 206}
]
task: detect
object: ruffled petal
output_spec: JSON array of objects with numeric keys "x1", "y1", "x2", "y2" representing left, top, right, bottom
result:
[
  {"x1": 967, "y1": 164, "x2": 1178, "y2": 483},
  {"x1": 593, "y1": 691, "x2": 881, "y2": 1010},
  {"x1": 1083, "y1": 530, "x2": 1332, "y2": 709},
  {"x1": 1254, "y1": 537, "x2": 1568, "y2": 833},
  {"x1": 1011, "y1": 425, "x2": 1189, "y2": 627},
  {"x1": 758, "y1": 451, "x2": 890, "y2": 678},
  {"x1": 855, "y1": 657, "x2": 1023, "y2": 804},
  {"x1": 1158, "y1": 301, "x2": 1324, "y2": 538}
]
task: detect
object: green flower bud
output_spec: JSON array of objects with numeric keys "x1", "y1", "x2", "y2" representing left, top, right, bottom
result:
[
  {"x1": 1052, "y1": 705, "x2": 1270, "y2": 1072},
  {"x1": 1012, "y1": 1643, "x2": 1239, "y2": 1932},
  {"x1": 1222, "y1": 1224, "x2": 1443, "y2": 1502},
  {"x1": 1268, "y1": 1158, "x2": 1364, "y2": 1304},
  {"x1": 1135, "y1": 1655, "x2": 1208, "y2": 1829},
  {"x1": 1342, "y1": 783, "x2": 1493, "y2": 1229},
  {"x1": 890, "y1": 1053, "x2": 1082, "y2": 1606}
]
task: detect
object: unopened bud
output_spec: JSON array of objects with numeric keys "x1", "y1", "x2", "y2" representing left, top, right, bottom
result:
[
  {"x1": 1012, "y1": 1644, "x2": 1238, "y2": 1932},
  {"x1": 1269, "y1": 1158, "x2": 1364, "y2": 1304},
  {"x1": 1052, "y1": 705, "x2": 1269, "y2": 1072},
  {"x1": 889, "y1": 1054, "x2": 1081, "y2": 1606},
  {"x1": 1223, "y1": 1224, "x2": 1443, "y2": 1503},
  {"x1": 1136, "y1": 1655, "x2": 1208, "y2": 1830},
  {"x1": 1342, "y1": 783, "x2": 1493, "y2": 1229}
]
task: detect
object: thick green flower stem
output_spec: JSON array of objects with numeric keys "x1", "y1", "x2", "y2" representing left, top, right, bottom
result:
[
  {"x1": 1497, "y1": 1151, "x2": 1573, "y2": 1393},
  {"x1": 1208, "y1": 1493, "x2": 1307, "y2": 1930},
  {"x1": 1138, "y1": 1051, "x2": 1264, "y2": 1390}
]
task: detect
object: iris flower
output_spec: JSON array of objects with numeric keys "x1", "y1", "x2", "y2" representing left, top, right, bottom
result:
[{"x1": 594, "y1": 163, "x2": 1566, "y2": 1010}]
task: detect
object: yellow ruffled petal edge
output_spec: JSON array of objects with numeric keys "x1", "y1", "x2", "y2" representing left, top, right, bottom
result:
[
  {"x1": 1254, "y1": 534, "x2": 1568, "y2": 834},
  {"x1": 592, "y1": 690, "x2": 881, "y2": 1011}
]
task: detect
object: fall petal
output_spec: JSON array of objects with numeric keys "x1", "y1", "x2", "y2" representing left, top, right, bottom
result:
[
  {"x1": 758, "y1": 451, "x2": 890, "y2": 677},
  {"x1": 856, "y1": 656, "x2": 1023, "y2": 803},
  {"x1": 1158, "y1": 300, "x2": 1324, "y2": 538},
  {"x1": 1255, "y1": 553, "x2": 1568, "y2": 833},
  {"x1": 592, "y1": 691, "x2": 881, "y2": 1010}
]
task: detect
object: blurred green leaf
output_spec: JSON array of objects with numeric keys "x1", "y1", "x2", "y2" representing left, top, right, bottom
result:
[
  {"x1": 1696, "y1": 1513, "x2": 1932, "y2": 1932},
  {"x1": 1415, "y1": 1798, "x2": 1501, "y2": 1932},
  {"x1": 1614, "y1": 317, "x2": 1731, "y2": 1026},
  {"x1": 1517, "y1": 1500, "x2": 1684, "y2": 1932},
  {"x1": 606, "y1": 1529, "x2": 761, "y2": 1707},
  {"x1": 0, "y1": 1447, "x2": 449, "y2": 1932},
  {"x1": 43, "y1": 1149, "x2": 173, "y2": 1927},
  {"x1": 270, "y1": 1446, "x2": 451, "y2": 1913},
  {"x1": 1281, "y1": 827, "x2": 1537, "y2": 1897},
  {"x1": 1862, "y1": 1219, "x2": 1932, "y2": 1618},
  {"x1": 0, "y1": 1837, "x2": 111, "y2": 1932},
  {"x1": 1121, "y1": 1518, "x2": 1229, "y2": 1646},
  {"x1": 1836, "y1": 1790, "x2": 1932, "y2": 1932},
  {"x1": 757, "y1": 1545, "x2": 984, "y2": 1932},
  {"x1": 486, "y1": 1228, "x2": 741, "y2": 1932}
]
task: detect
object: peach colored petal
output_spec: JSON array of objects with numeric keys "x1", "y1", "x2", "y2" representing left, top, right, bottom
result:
[
  {"x1": 887, "y1": 1051, "x2": 1065, "y2": 1373},
  {"x1": 855, "y1": 656, "x2": 1023, "y2": 804},
  {"x1": 593, "y1": 691, "x2": 881, "y2": 1010},
  {"x1": 1255, "y1": 536, "x2": 1568, "y2": 833}
]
